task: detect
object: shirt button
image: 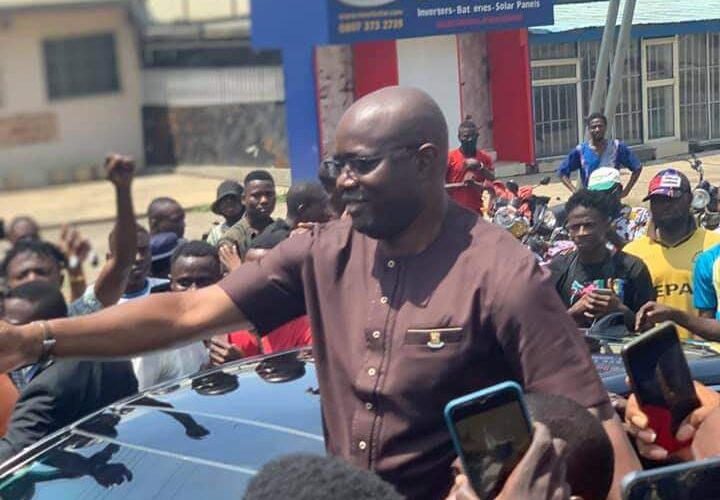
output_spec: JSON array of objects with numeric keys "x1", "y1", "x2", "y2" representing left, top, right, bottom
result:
[
  {"x1": 380, "y1": 296, "x2": 389, "y2": 304},
  {"x1": 358, "y1": 440, "x2": 367, "y2": 451},
  {"x1": 372, "y1": 330, "x2": 381, "y2": 339},
  {"x1": 368, "y1": 367, "x2": 377, "y2": 377},
  {"x1": 387, "y1": 260, "x2": 396, "y2": 269},
  {"x1": 365, "y1": 402, "x2": 374, "y2": 411}
]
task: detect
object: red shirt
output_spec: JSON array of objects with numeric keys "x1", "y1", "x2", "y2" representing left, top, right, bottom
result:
[
  {"x1": 229, "y1": 315, "x2": 312, "y2": 357},
  {"x1": 446, "y1": 148, "x2": 495, "y2": 213}
]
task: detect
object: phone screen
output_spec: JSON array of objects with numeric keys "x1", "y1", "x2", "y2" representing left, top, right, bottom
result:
[
  {"x1": 623, "y1": 323, "x2": 699, "y2": 433},
  {"x1": 625, "y1": 459, "x2": 720, "y2": 500},
  {"x1": 451, "y1": 393, "x2": 532, "y2": 499}
]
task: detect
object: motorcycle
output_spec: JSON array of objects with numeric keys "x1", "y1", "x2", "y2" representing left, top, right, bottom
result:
[
  {"x1": 491, "y1": 176, "x2": 571, "y2": 261},
  {"x1": 689, "y1": 154, "x2": 720, "y2": 230}
]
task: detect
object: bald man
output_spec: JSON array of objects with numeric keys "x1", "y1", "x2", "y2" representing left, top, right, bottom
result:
[
  {"x1": 0, "y1": 87, "x2": 638, "y2": 499},
  {"x1": 7, "y1": 216, "x2": 40, "y2": 245},
  {"x1": 148, "y1": 197, "x2": 185, "y2": 239},
  {"x1": 285, "y1": 181, "x2": 332, "y2": 228}
]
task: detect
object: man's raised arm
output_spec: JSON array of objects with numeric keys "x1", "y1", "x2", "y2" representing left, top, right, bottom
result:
[
  {"x1": 94, "y1": 155, "x2": 138, "y2": 307},
  {"x1": 1, "y1": 284, "x2": 251, "y2": 373}
]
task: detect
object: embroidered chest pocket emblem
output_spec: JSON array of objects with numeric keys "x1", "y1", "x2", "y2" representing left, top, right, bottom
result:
[
  {"x1": 427, "y1": 331, "x2": 445, "y2": 350},
  {"x1": 405, "y1": 327, "x2": 464, "y2": 351}
]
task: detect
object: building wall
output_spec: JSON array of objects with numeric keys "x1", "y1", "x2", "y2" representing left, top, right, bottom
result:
[
  {"x1": 316, "y1": 45, "x2": 354, "y2": 157},
  {"x1": 529, "y1": 33, "x2": 720, "y2": 162},
  {"x1": 0, "y1": 6, "x2": 143, "y2": 189},
  {"x1": 142, "y1": 103, "x2": 288, "y2": 168},
  {"x1": 458, "y1": 32, "x2": 492, "y2": 150},
  {"x1": 141, "y1": 64, "x2": 288, "y2": 168},
  {"x1": 397, "y1": 35, "x2": 462, "y2": 137},
  {"x1": 144, "y1": 0, "x2": 249, "y2": 23}
]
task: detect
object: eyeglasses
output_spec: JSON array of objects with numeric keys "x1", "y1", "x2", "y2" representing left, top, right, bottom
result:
[{"x1": 324, "y1": 144, "x2": 420, "y2": 178}]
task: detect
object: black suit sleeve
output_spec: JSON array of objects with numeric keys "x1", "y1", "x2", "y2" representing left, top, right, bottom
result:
[{"x1": 0, "y1": 362, "x2": 92, "y2": 462}]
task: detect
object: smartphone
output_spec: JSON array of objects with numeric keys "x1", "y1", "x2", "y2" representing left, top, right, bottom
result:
[
  {"x1": 622, "y1": 322, "x2": 700, "y2": 453},
  {"x1": 593, "y1": 287, "x2": 614, "y2": 296},
  {"x1": 622, "y1": 456, "x2": 720, "y2": 500},
  {"x1": 444, "y1": 382, "x2": 533, "y2": 499}
]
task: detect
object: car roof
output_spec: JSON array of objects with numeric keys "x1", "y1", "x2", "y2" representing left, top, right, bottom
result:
[{"x1": 0, "y1": 348, "x2": 324, "y2": 499}]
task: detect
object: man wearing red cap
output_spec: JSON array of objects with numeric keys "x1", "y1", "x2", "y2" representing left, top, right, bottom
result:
[{"x1": 624, "y1": 168, "x2": 720, "y2": 338}]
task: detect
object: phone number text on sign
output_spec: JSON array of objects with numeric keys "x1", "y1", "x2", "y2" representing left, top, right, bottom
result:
[{"x1": 338, "y1": 17, "x2": 404, "y2": 34}]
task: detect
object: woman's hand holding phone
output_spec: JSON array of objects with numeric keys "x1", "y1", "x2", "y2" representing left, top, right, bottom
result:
[{"x1": 625, "y1": 381, "x2": 720, "y2": 461}]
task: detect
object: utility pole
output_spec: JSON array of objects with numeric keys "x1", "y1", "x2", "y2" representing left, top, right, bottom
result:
[
  {"x1": 604, "y1": 0, "x2": 638, "y2": 136},
  {"x1": 589, "y1": 0, "x2": 620, "y2": 116}
]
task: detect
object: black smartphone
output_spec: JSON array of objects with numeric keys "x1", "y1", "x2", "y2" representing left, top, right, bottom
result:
[
  {"x1": 444, "y1": 382, "x2": 533, "y2": 499},
  {"x1": 622, "y1": 456, "x2": 720, "y2": 500},
  {"x1": 622, "y1": 322, "x2": 700, "y2": 452}
]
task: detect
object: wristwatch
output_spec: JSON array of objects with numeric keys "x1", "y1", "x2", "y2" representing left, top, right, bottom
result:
[{"x1": 37, "y1": 321, "x2": 56, "y2": 363}]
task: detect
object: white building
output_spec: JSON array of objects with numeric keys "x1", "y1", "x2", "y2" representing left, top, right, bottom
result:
[
  {"x1": 0, "y1": 0, "x2": 285, "y2": 190},
  {"x1": 0, "y1": 0, "x2": 143, "y2": 189}
]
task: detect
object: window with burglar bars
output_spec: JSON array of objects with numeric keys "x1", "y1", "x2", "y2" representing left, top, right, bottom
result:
[
  {"x1": 532, "y1": 40, "x2": 644, "y2": 159},
  {"x1": 44, "y1": 33, "x2": 120, "y2": 100},
  {"x1": 642, "y1": 38, "x2": 679, "y2": 141},
  {"x1": 531, "y1": 58, "x2": 581, "y2": 158},
  {"x1": 530, "y1": 43, "x2": 581, "y2": 158},
  {"x1": 679, "y1": 33, "x2": 720, "y2": 142},
  {"x1": 532, "y1": 34, "x2": 720, "y2": 159},
  {"x1": 579, "y1": 40, "x2": 643, "y2": 145}
]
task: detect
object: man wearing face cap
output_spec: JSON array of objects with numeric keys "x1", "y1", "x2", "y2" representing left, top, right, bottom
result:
[
  {"x1": 587, "y1": 167, "x2": 649, "y2": 248},
  {"x1": 206, "y1": 180, "x2": 245, "y2": 247},
  {"x1": 149, "y1": 232, "x2": 183, "y2": 281},
  {"x1": 625, "y1": 168, "x2": 720, "y2": 338},
  {"x1": 0, "y1": 87, "x2": 639, "y2": 500},
  {"x1": 446, "y1": 117, "x2": 495, "y2": 214}
]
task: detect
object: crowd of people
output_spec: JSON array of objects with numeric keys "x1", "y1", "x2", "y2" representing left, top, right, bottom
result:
[
  {"x1": 0, "y1": 156, "x2": 328, "y2": 461},
  {"x1": 0, "y1": 87, "x2": 719, "y2": 499}
]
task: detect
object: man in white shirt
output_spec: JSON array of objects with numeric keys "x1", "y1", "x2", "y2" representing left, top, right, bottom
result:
[{"x1": 121, "y1": 235, "x2": 216, "y2": 390}]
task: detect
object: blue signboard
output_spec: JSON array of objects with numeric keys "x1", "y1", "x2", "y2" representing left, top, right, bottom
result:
[
  {"x1": 249, "y1": 0, "x2": 555, "y2": 181},
  {"x1": 327, "y1": 0, "x2": 554, "y2": 44},
  {"x1": 252, "y1": 0, "x2": 555, "y2": 49}
]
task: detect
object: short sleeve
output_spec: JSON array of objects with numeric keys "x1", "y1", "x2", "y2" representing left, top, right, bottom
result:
[
  {"x1": 132, "y1": 354, "x2": 162, "y2": 392},
  {"x1": 547, "y1": 254, "x2": 571, "y2": 304},
  {"x1": 618, "y1": 143, "x2": 642, "y2": 172},
  {"x1": 626, "y1": 257, "x2": 656, "y2": 312},
  {"x1": 229, "y1": 331, "x2": 262, "y2": 357},
  {"x1": 218, "y1": 230, "x2": 311, "y2": 334},
  {"x1": 67, "y1": 286, "x2": 103, "y2": 317},
  {"x1": 206, "y1": 224, "x2": 223, "y2": 246},
  {"x1": 489, "y1": 256, "x2": 608, "y2": 409},
  {"x1": 693, "y1": 248, "x2": 718, "y2": 312},
  {"x1": 557, "y1": 148, "x2": 581, "y2": 177}
]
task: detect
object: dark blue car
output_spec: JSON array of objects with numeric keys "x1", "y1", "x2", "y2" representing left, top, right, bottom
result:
[
  {"x1": 1, "y1": 348, "x2": 718, "y2": 499},
  {"x1": 0, "y1": 350, "x2": 323, "y2": 499}
]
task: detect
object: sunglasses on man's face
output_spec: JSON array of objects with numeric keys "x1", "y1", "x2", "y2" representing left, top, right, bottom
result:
[{"x1": 325, "y1": 145, "x2": 420, "y2": 178}]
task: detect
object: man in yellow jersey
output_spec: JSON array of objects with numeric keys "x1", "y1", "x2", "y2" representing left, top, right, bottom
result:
[{"x1": 625, "y1": 169, "x2": 720, "y2": 338}]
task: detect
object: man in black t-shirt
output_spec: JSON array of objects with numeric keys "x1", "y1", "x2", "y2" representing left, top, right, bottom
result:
[{"x1": 549, "y1": 190, "x2": 655, "y2": 328}]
